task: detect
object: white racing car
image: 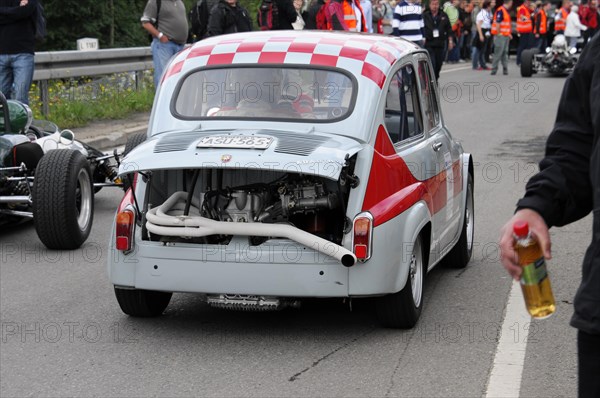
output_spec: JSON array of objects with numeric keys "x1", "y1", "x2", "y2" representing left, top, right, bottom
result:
[{"x1": 110, "y1": 31, "x2": 474, "y2": 328}]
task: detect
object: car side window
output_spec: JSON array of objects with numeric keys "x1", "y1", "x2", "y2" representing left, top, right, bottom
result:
[
  {"x1": 384, "y1": 64, "x2": 424, "y2": 144},
  {"x1": 417, "y1": 60, "x2": 440, "y2": 131}
]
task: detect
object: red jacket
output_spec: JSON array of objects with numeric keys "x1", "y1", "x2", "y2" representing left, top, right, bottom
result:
[{"x1": 579, "y1": 4, "x2": 598, "y2": 29}]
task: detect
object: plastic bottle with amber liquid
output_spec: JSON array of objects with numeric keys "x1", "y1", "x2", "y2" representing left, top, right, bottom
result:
[{"x1": 513, "y1": 220, "x2": 556, "y2": 319}]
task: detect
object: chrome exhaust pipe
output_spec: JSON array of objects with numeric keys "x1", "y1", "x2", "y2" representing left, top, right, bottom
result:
[{"x1": 146, "y1": 192, "x2": 357, "y2": 267}]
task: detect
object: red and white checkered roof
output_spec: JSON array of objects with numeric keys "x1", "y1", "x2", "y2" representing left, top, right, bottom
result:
[{"x1": 162, "y1": 31, "x2": 416, "y2": 89}]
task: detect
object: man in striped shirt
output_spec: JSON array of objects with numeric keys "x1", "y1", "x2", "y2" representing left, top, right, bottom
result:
[{"x1": 392, "y1": 0, "x2": 425, "y2": 46}]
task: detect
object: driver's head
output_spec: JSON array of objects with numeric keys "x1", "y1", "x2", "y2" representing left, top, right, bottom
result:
[{"x1": 230, "y1": 68, "x2": 283, "y2": 105}]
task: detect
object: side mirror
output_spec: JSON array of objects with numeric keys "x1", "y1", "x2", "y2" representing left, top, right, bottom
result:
[
  {"x1": 59, "y1": 129, "x2": 75, "y2": 145},
  {"x1": 0, "y1": 99, "x2": 32, "y2": 134}
]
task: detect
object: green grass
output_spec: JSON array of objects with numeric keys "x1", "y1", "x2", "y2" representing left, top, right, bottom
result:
[{"x1": 29, "y1": 74, "x2": 155, "y2": 129}]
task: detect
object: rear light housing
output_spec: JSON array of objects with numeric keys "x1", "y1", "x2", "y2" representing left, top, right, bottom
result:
[
  {"x1": 352, "y1": 212, "x2": 373, "y2": 262},
  {"x1": 116, "y1": 187, "x2": 136, "y2": 252}
]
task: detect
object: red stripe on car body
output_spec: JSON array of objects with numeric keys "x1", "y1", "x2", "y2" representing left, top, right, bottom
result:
[{"x1": 362, "y1": 125, "x2": 462, "y2": 226}]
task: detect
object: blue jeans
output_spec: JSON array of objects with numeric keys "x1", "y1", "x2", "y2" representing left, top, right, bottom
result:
[
  {"x1": 0, "y1": 53, "x2": 35, "y2": 105},
  {"x1": 471, "y1": 45, "x2": 487, "y2": 69},
  {"x1": 151, "y1": 38, "x2": 185, "y2": 89}
]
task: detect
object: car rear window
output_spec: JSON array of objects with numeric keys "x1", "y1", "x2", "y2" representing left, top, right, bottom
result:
[{"x1": 172, "y1": 66, "x2": 356, "y2": 122}]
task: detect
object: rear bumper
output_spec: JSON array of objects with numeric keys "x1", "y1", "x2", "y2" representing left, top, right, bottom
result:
[{"x1": 108, "y1": 237, "x2": 350, "y2": 297}]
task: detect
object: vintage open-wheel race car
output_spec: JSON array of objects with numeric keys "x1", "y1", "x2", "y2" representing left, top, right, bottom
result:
[
  {"x1": 520, "y1": 34, "x2": 580, "y2": 77},
  {"x1": 0, "y1": 91, "x2": 124, "y2": 249}
]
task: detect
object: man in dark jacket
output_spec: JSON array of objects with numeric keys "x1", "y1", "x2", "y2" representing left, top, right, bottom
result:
[
  {"x1": 304, "y1": 0, "x2": 325, "y2": 29},
  {"x1": 423, "y1": 0, "x2": 454, "y2": 81},
  {"x1": 269, "y1": 0, "x2": 298, "y2": 30},
  {"x1": 207, "y1": 0, "x2": 252, "y2": 37},
  {"x1": 0, "y1": 0, "x2": 37, "y2": 105},
  {"x1": 500, "y1": 34, "x2": 600, "y2": 398}
]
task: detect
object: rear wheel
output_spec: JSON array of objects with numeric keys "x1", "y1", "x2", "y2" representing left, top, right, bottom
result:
[
  {"x1": 33, "y1": 149, "x2": 94, "y2": 249},
  {"x1": 376, "y1": 235, "x2": 424, "y2": 329},
  {"x1": 114, "y1": 287, "x2": 172, "y2": 317},
  {"x1": 521, "y1": 49, "x2": 536, "y2": 77}
]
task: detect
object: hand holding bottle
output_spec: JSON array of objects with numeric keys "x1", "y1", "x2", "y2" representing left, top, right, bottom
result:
[{"x1": 500, "y1": 208, "x2": 552, "y2": 281}]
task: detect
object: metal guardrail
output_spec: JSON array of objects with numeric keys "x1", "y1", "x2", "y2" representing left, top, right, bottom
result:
[{"x1": 33, "y1": 47, "x2": 153, "y2": 115}]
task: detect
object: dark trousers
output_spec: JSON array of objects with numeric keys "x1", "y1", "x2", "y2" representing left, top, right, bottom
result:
[
  {"x1": 426, "y1": 46, "x2": 445, "y2": 81},
  {"x1": 583, "y1": 28, "x2": 598, "y2": 47},
  {"x1": 578, "y1": 330, "x2": 600, "y2": 398},
  {"x1": 516, "y1": 33, "x2": 533, "y2": 64},
  {"x1": 534, "y1": 34, "x2": 548, "y2": 52}
]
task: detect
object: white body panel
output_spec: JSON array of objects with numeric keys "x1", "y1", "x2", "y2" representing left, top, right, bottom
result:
[{"x1": 108, "y1": 31, "x2": 472, "y2": 299}]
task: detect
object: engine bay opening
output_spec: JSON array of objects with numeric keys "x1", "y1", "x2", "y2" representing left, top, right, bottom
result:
[{"x1": 141, "y1": 158, "x2": 357, "y2": 249}]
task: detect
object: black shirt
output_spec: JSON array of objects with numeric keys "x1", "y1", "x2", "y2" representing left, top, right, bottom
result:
[
  {"x1": 0, "y1": 0, "x2": 37, "y2": 55},
  {"x1": 304, "y1": 0, "x2": 325, "y2": 29},
  {"x1": 516, "y1": 34, "x2": 600, "y2": 335},
  {"x1": 423, "y1": 9, "x2": 453, "y2": 48},
  {"x1": 207, "y1": 0, "x2": 252, "y2": 36},
  {"x1": 273, "y1": 0, "x2": 298, "y2": 30}
]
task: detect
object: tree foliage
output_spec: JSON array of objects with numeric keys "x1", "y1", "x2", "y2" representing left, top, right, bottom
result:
[{"x1": 39, "y1": 0, "x2": 262, "y2": 51}]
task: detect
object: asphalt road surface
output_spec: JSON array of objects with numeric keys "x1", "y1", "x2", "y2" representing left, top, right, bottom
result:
[{"x1": 1, "y1": 63, "x2": 588, "y2": 397}]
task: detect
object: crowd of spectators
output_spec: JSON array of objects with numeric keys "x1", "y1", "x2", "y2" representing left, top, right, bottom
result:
[{"x1": 137, "y1": 0, "x2": 599, "y2": 89}]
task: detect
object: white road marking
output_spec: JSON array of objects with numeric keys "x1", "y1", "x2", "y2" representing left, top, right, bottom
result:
[
  {"x1": 440, "y1": 65, "x2": 473, "y2": 74},
  {"x1": 485, "y1": 280, "x2": 531, "y2": 398}
]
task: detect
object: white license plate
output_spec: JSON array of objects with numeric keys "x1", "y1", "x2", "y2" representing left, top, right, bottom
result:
[{"x1": 197, "y1": 135, "x2": 273, "y2": 149}]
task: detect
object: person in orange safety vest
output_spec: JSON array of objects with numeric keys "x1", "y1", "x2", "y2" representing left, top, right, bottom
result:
[
  {"x1": 534, "y1": 1, "x2": 551, "y2": 50},
  {"x1": 554, "y1": 0, "x2": 572, "y2": 34},
  {"x1": 516, "y1": 0, "x2": 534, "y2": 65},
  {"x1": 490, "y1": 0, "x2": 512, "y2": 75},
  {"x1": 324, "y1": 0, "x2": 368, "y2": 31}
]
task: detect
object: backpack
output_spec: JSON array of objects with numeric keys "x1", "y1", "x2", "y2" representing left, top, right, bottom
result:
[
  {"x1": 315, "y1": 0, "x2": 330, "y2": 30},
  {"x1": 189, "y1": 0, "x2": 209, "y2": 41},
  {"x1": 257, "y1": 0, "x2": 279, "y2": 30},
  {"x1": 33, "y1": 1, "x2": 47, "y2": 43}
]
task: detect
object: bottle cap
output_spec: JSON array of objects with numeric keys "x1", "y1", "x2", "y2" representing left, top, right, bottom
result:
[{"x1": 513, "y1": 220, "x2": 529, "y2": 237}]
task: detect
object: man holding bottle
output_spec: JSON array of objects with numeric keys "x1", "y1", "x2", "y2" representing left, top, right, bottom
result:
[{"x1": 499, "y1": 34, "x2": 600, "y2": 398}]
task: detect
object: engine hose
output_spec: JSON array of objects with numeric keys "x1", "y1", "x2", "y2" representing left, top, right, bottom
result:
[{"x1": 184, "y1": 169, "x2": 200, "y2": 216}]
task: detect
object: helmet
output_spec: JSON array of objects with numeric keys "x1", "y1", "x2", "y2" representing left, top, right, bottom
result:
[{"x1": 552, "y1": 34, "x2": 568, "y2": 51}]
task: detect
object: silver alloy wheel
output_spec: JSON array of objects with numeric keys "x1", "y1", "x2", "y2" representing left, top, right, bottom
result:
[
  {"x1": 76, "y1": 168, "x2": 92, "y2": 230},
  {"x1": 465, "y1": 181, "x2": 474, "y2": 253},
  {"x1": 409, "y1": 238, "x2": 423, "y2": 307}
]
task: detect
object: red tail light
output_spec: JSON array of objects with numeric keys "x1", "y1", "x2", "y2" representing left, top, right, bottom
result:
[
  {"x1": 116, "y1": 210, "x2": 135, "y2": 251},
  {"x1": 116, "y1": 187, "x2": 136, "y2": 252},
  {"x1": 352, "y1": 212, "x2": 373, "y2": 262}
]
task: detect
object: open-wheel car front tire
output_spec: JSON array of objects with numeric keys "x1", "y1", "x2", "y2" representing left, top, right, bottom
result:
[
  {"x1": 376, "y1": 235, "x2": 425, "y2": 329},
  {"x1": 32, "y1": 149, "x2": 94, "y2": 250},
  {"x1": 520, "y1": 49, "x2": 537, "y2": 77},
  {"x1": 114, "y1": 287, "x2": 172, "y2": 317}
]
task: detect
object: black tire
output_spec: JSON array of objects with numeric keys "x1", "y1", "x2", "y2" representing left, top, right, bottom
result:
[
  {"x1": 114, "y1": 287, "x2": 172, "y2": 317},
  {"x1": 121, "y1": 132, "x2": 146, "y2": 192},
  {"x1": 521, "y1": 49, "x2": 535, "y2": 77},
  {"x1": 33, "y1": 149, "x2": 94, "y2": 250},
  {"x1": 376, "y1": 235, "x2": 425, "y2": 329},
  {"x1": 443, "y1": 174, "x2": 474, "y2": 269}
]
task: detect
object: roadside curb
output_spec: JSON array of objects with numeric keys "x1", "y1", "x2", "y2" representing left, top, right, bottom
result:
[{"x1": 80, "y1": 123, "x2": 148, "y2": 151}]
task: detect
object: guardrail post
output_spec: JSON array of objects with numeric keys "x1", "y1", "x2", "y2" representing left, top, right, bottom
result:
[
  {"x1": 135, "y1": 71, "x2": 144, "y2": 91},
  {"x1": 39, "y1": 80, "x2": 49, "y2": 117}
]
